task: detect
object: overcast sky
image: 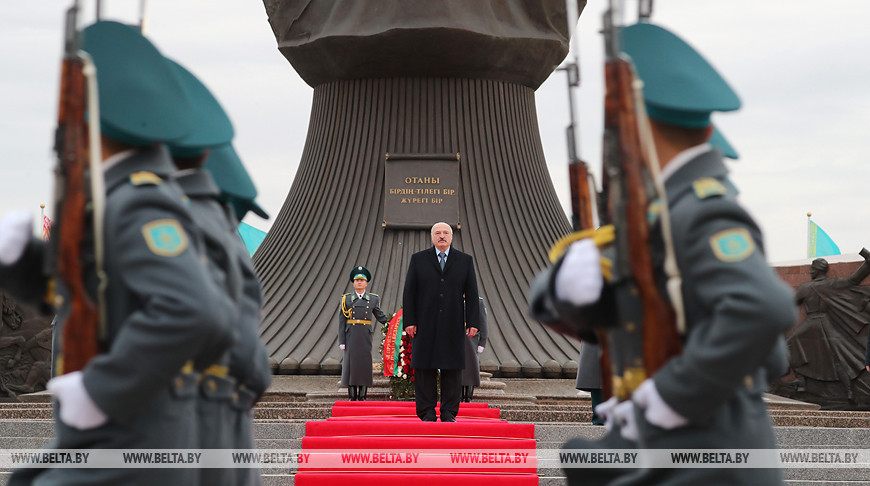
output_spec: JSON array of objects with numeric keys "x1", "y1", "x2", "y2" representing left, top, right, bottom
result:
[{"x1": 2, "y1": 1, "x2": 869, "y2": 264}]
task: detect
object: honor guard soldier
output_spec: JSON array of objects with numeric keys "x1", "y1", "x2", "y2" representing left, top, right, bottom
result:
[
  {"x1": 204, "y1": 144, "x2": 273, "y2": 486},
  {"x1": 460, "y1": 297, "x2": 488, "y2": 402},
  {"x1": 2, "y1": 21, "x2": 236, "y2": 486},
  {"x1": 530, "y1": 22, "x2": 796, "y2": 486},
  {"x1": 338, "y1": 266, "x2": 389, "y2": 401},
  {"x1": 165, "y1": 58, "x2": 247, "y2": 486},
  {"x1": 574, "y1": 124, "x2": 738, "y2": 428}
]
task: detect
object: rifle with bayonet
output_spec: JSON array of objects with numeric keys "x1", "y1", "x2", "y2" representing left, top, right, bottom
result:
[
  {"x1": 598, "y1": 0, "x2": 683, "y2": 399},
  {"x1": 47, "y1": 1, "x2": 107, "y2": 374},
  {"x1": 556, "y1": 0, "x2": 615, "y2": 400}
]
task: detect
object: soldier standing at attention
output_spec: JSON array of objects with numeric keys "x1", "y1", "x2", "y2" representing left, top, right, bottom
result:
[
  {"x1": 530, "y1": 22, "x2": 796, "y2": 485},
  {"x1": 339, "y1": 266, "x2": 389, "y2": 401},
  {"x1": 0, "y1": 21, "x2": 236, "y2": 486}
]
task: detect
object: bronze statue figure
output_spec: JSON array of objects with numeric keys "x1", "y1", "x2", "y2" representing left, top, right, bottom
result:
[
  {"x1": 0, "y1": 293, "x2": 52, "y2": 399},
  {"x1": 781, "y1": 249, "x2": 870, "y2": 408}
]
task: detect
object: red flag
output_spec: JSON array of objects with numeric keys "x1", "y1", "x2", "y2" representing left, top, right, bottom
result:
[{"x1": 42, "y1": 215, "x2": 52, "y2": 241}]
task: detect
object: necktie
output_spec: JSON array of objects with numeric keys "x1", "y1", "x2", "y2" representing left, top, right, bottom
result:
[{"x1": 439, "y1": 252, "x2": 446, "y2": 270}]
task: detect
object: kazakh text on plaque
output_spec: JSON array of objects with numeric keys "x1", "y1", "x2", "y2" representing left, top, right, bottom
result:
[{"x1": 383, "y1": 153, "x2": 460, "y2": 229}]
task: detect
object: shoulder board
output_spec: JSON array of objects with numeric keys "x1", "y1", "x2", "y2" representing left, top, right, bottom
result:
[
  {"x1": 369, "y1": 293, "x2": 379, "y2": 297},
  {"x1": 129, "y1": 171, "x2": 163, "y2": 186},
  {"x1": 692, "y1": 177, "x2": 727, "y2": 199},
  {"x1": 725, "y1": 178, "x2": 740, "y2": 196}
]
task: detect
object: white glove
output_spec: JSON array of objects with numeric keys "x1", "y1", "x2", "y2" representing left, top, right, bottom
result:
[
  {"x1": 632, "y1": 378, "x2": 689, "y2": 430},
  {"x1": 477, "y1": 346, "x2": 484, "y2": 354},
  {"x1": 594, "y1": 396, "x2": 619, "y2": 431},
  {"x1": 339, "y1": 344, "x2": 346, "y2": 350},
  {"x1": 47, "y1": 371, "x2": 108, "y2": 430},
  {"x1": 554, "y1": 239, "x2": 603, "y2": 307},
  {"x1": 0, "y1": 210, "x2": 32, "y2": 265},
  {"x1": 613, "y1": 400, "x2": 640, "y2": 441}
]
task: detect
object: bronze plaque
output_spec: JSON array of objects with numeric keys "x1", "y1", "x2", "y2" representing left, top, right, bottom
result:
[{"x1": 384, "y1": 153, "x2": 460, "y2": 229}]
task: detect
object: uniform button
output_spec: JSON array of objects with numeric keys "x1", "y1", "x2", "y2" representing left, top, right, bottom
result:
[
  {"x1": 441, "y1": 279, "x2": 444, "y2": 283},
  {"x1": 744, "y1": 376, "x2": 754, "y2": 388}
]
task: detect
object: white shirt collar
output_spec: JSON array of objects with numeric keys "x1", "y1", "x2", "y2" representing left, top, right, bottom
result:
[
  {"x1": 101, "y1": 148, "x2": 138, "y2": 173},
  {"x1": 660, "y1": 143, "x2": 713, "y2": 182}
]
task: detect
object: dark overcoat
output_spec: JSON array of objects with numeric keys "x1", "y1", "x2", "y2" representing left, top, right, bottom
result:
[
  {"x1": 575, "y1": 342, "x2": 602, "y2": 391},
  {"x1": 461, "y1": 298, "x2": 488, "y2": 386},
  {"x1": 403, "y1": 246, "x2": 479, "y2": 370}
]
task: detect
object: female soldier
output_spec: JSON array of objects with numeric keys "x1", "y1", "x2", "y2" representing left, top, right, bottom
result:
[{"x1": 338, "y1": 266, "x2": 389, "y2": 400}]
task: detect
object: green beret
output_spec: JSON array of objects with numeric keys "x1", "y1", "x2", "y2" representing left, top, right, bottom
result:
[
  {"x1": 709, "y1": 126, "x2": 738, "y2": 159},
  {"x1": 350, "y1": 266, "x2": 372, "y2": 282},
  {"x1": 165, "y1": 59, "x2": 234, "y2": 157},
  {"x1": 203, "y1": 144, "x2": 268, "y2": 220},
  {"x1": 81, "y1": 21, "x2": 193, "y2": 146},
  {"x1": 225, "y1": 196, "x2": 269, "y2": 222},
  {"x1": 621, "y1": 22, "x2": 740, "y2": 128}
]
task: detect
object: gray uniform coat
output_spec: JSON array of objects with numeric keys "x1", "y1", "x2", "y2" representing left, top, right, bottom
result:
[
  {"x1": 174, "y1": 170, "x2": 243, "y2": 486},
  {"x1": 228, "y1": 224, "x2": 272, "y2": 486},
  {"x1": 533, "y1": 148, "x2": 797, "y2": 486},
  {"x1": 339, "y1": 292, "x2": 388, "y2": 386},
  {"x1": 616, "y1": 149, "x2": 796, "y2": 485},
  {"x1": 9, "y1": 146, "x2": 237, "y2": 486},
  {"x1": 461, "y1": 298, "x2": 488, "y2": 386},
  {"x1": 403, "y1": 247, "x2": 479, "y2": 369}
]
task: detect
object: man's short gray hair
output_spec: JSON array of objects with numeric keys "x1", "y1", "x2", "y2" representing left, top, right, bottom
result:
[{"x1": 430, "y1": 222, "x2": 453, "y2": 236}]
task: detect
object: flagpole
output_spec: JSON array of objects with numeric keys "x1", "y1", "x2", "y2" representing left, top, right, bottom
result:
[{"x1": 806, "y1": 211, "x2": 811, "y2": 258}]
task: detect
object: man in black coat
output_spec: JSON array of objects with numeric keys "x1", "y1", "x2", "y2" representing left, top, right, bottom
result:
[{"x1": 403, "y1": 222, "x2": 479, "y2": 422}]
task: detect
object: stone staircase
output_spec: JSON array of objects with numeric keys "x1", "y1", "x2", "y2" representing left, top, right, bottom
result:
[{"x1": 0, "y1": 376, "x2": 867, "y2": 485}]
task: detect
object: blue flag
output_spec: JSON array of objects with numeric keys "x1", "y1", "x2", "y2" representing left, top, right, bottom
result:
[
  {"x1": 238, "y1": 222, "x2": 267, "y2": 257},
  {"x1": 808, "y1": 220, "x2": 840, "y2": 258}
]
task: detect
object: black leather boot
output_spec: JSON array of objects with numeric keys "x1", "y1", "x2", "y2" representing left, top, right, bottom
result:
[
  {"x1": 466, "y1": 386, "x2": 474, "y2": 402},
  {"x1": 359, "y1": 386, "x2": 367, "y2": 401},
  {"x1": 348, "y1": 386, "x2": 357, "y2": 401}
]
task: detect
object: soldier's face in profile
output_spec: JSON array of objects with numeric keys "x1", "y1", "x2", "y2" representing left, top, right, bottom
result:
[
  {"x1": 431, "y1": 223, "x2": 453, "y2": 251},
  {"x1": 353, "y1": 278, "x2": 368, "y2": 293}
]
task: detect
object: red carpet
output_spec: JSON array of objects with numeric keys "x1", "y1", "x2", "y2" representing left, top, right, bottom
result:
[
  {"x1": 297, "y1": 401, "x2": 538, "y2": 484},
  {"x1": 306, "y1": 420, "x2": 534, "y2": 439},
  {"x1": 332, "y1": 400, "x2": 489, "y2": 408},
  {"x1": 330, "y1": 405, "x2": 502, "y2": 419},
  {"x1": 295, "y1": 473, "x2": 540, "y2": 485}
]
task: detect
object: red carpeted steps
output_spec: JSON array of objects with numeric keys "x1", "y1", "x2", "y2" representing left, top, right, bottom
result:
[{"x1": 296, "y1": 401, "x2": 539, "y2": 485}]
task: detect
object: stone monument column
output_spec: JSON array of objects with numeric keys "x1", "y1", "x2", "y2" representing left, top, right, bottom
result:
[{"x1": 256, "y1": 0, "x2": 586, "y2": 377}]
